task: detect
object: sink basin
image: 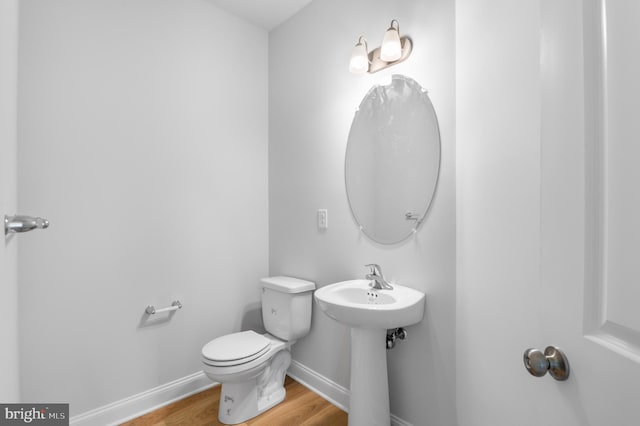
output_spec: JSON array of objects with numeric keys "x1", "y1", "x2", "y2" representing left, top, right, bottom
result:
[
  {"x1": 314, "y1": 279, "x2": 425, "y2": 329},
  {"x1": 315, "y1": 278, "x2": 426, "y2": 425}
]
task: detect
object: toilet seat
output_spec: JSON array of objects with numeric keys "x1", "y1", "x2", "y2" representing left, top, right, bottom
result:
[
  {"x1": 202, "y1": 331, "x2": 271, "y2": 367},
  {"x1": 202, "y1": 332, "x2": 288, "y2": 378}
]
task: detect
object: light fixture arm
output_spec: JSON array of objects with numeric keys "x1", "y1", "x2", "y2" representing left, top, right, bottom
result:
[
  {"x1": 349, "y1": 35, "x2": 372, "y2": 73},
  {"x1": 357, "y1": 36, "x2": 370, "y2": 64}
]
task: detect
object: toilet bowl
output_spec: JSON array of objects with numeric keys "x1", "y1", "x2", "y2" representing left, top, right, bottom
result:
[
  {"x1": 201, "y1": 276, "x2": 315, "y2": 424},
  {"x1": 202, "y1": 331, "x2": 289, "y2": 383},
  {"x1": 202, "y1": 331, "x2": 292, "y2": 424}
]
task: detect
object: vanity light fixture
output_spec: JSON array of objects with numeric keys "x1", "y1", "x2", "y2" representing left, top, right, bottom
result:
[{"x1": 349, "y1": 19, "x2": 412, "y2": 74}]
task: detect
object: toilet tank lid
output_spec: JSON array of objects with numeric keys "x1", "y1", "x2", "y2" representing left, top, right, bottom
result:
[{"x1": 261, "y1": 276, "x2": 315, "y2": 293}]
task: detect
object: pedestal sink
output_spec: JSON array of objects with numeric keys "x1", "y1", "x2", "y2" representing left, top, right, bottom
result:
[{"x1": 314, "y1": 279, "x2": 425, "y2": 426}]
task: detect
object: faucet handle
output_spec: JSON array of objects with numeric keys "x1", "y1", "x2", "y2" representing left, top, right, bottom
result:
[{"x1": 365, "y1": 263, "x2": 382, "y2": 276}]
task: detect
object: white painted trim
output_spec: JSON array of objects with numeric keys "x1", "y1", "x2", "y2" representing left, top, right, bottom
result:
[
  {"x1": 287, "y1": 359, "x2": 350, "y2": 412},
  {"x1": 70, "y1": 362, "x2": 412, "y2": 426},
  {"x1": 287, "y1": 360, "x2": 412, "y2": 426},
  {"x1": 69, "y1": 371, "x2": 216, "y2": 426},
  {"x1": 391, "y1": 413, "x2": 415, "y2": 426}
]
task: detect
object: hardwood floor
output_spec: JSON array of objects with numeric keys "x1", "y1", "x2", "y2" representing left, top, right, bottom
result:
[{"x1": 120, "y1": 376, "x2": 348, "y2": 426}]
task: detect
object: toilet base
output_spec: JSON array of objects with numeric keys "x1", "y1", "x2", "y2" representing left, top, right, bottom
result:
[{"x1": 217, "y1": 350, "x2": 291, "y2": 424}]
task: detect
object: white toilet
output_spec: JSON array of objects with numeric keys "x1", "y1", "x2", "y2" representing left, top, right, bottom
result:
[{"x1": 201, "y1": 276, "x2": 315, "y2": 424}]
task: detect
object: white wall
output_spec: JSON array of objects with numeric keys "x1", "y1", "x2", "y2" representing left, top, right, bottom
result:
[
  {"x1": 17, "y1": 0, "x2": 268, "y2": 416},
  {"x1": 0, "y1": 0, "x2": 20, "y2": 402},
  {"x1": 268, "y1": 0, "x2": 456, "y2": 424},
  {"x1": 456, "y1": 0, "x2": 543, "y2": 423}
]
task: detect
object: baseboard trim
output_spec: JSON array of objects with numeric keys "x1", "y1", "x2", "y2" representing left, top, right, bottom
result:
[
  {"x1": 71, "y1": 362, "x2": 411, "y2": 426},
  {"x1": 69, "y1": 371, "x2": 216, "y2": 426},
  {"x1": 287, "y1": 359, "x2": 350, "y2": 412},
  {"x1": 287, "y1": 360, "x2": 412, "y2": 426},
  {"x1": 391, "y1": 412, "x2": 415, "y2": 426}
]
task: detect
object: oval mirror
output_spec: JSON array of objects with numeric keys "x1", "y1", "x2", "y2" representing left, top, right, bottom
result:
[{"x1": 345, "y1": 75, "x2": 441, "y2": 244}]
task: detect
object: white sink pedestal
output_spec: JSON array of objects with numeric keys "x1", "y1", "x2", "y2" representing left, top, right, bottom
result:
[
  {"x1": 349, "y1": 327, "x2": 390, "y2": 426},
  {"x1": 314, "y1": 279, "x2": 425, "y2": 426}
]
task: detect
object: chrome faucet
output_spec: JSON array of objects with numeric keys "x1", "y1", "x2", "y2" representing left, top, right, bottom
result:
[{"x1": 365, "y1": 264, "x2": 393, "y2": 290}]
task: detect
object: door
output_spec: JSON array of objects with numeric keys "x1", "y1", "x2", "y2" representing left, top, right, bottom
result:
[{"x1": 457, "y1": 0, "x2": 640, "y2": 425}]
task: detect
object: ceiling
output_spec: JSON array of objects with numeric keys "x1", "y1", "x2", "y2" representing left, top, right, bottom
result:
[{"x1": 204, "y1": 0, "x2": 313, "y2": 31}]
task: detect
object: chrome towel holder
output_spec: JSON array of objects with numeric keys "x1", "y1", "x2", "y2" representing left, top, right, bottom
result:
[{"x1": 145, "y1": 300, "x2": 182, "y2": 315}]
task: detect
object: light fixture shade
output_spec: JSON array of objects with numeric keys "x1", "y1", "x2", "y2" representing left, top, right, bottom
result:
[
  {"x1": 349, "y1": 38, "x2": 369, "y2": 74},
  {"x1": 380, "y1": 21, "x2": 402, "y2": 62}
]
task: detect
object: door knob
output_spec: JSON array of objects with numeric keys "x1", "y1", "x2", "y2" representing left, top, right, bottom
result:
[
  {"x1": 523, "y1": 346, "x2": 570, "y2": 381},
  {"x1": 4, "y1": 215, "x2": 50, "y2": 235}
]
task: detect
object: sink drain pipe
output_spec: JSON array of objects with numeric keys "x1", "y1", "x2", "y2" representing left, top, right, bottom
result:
[{"x1": 386, "y1": 327, "x2": 407, "y2": 349}]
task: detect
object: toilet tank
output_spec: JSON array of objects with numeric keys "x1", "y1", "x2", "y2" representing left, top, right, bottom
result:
[{"x1": 261, "y1": 276, "x2": 315, "y2": 341}]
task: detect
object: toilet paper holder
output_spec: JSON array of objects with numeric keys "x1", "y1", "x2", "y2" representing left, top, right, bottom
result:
[{"x1": 145, "y1": 300, "x2": 182, "y2": 315}]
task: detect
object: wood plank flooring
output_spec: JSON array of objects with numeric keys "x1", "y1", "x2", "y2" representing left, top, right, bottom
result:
[{"x1": 120, "y1": 376, "x2": 348, "y2": 426}]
